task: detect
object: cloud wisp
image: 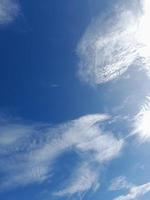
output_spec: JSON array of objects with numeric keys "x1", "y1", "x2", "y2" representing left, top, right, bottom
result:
[
  {"x1": 109, "y1": 176, "x2": 150, "y2": 200},
  {"x1": 133, "y1": 96, "x2": 150, "y2": 142},
  {"x1": 109, "y1": 176, "x2": 132, "y2": 191},
  {"x1": 114, "y1": 182, "x2": 150, "y2": 200},
  {"x1": 54, "y1": 162, "x2": 99, "y2": 196},
  {"x1": 0, "y1": 0, "x2": 20, "y2": 25},
  {"x1": 77, "y1": 0, "x2": 150, "y2": 85},
  {"x1": 0, "y1": 114, "x2": 123, "y2": 196}
]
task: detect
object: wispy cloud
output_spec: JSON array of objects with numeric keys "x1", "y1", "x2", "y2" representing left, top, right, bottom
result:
[
  {"x1": 0, "y1": 0, "x2": 20, "y2": 25},
  {"x1": 114, "y1": 182, "x2": 150, "y2": 200},
  {"x1": 109, "y1": 176, "x2": 132, "y2": 191},
  {"x1": 0, "y1": 114, "x2": 123, "y2": 196},
  {"x1": 133, "y1": 96, "x2": 150, "y2": 142},
  {"x1": 77, "y1": 0, "x2": 150, "y2": 85},
  {"x1": 54, "y1": 162, "x2": 99, "y2": 196},
  {"x1": 0, "y1": 124, "x2": 33, "y2": 146}
]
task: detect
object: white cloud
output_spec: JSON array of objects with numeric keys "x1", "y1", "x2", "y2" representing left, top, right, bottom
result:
[
  {"x1": 114, "y1": 182, "x2": 150, "y2": 200},
  {"x1": 77, "y1": 0, "x2": 150, "y2": 85},
  {"x1": 109, "y1": 176, "x2": 132, "y2": 191},
  {"x1": 0, "y1": 114, "x2": 123, "y2": 195},
  {"x1": 54, "y1": 163, "x2": 99, "y2": 196},
  {"x1": 76, "y1": 130, "x2": 123, "y2": 163},
  {"x1": 0, "y1": 0, "x2": 20, "y2": 25},
  {"x1": 53, "y1": 115, "x2": 123, "y2": 196},
  {"x1": 133, "y1": 97, "x2": 150, "y2": 142},
  {"x1": 0, "y1": 124, "x2": 32, "y2": 146}
]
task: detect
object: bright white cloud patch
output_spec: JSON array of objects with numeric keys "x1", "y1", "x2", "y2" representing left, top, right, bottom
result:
[
  {"x1": 77, "y1": 0, "x2": 150, "y2": 85},
  {"x1": 0, "y1": 114, "x2": 123, "y2": 195},
  {"x1": 133, "y1": 97, "x2": 150, "y2": 142},
  {"x1": 0, "y1": 0, "x2": 20, "y2": 24},
  {"x1": 114, "y1": 182, "x2": 150, "y2": 200}
]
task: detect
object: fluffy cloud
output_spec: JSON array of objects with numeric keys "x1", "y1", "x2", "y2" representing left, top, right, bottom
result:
[
  {"x1": 77, "y1": 0, "x2": 150, "y2": 85},
  {"x1": 0, "y1": 114, "x2": 123, "y2": 195},
  {"x1": 0, "y1": 0, "x2": 20, "y2": 25},
  {"x1": 114, "y1": 182, "x2": 150, "y2": 200}
]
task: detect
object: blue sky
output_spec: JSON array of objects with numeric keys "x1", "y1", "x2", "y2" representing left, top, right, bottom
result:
[{"x1": 0, "y1": 0, "x2": 150, "y2": 200}]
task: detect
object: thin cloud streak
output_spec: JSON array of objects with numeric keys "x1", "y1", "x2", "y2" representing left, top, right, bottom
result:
[
  {"x1": 109, "y1": 176, "x2": 132, "y2": 191},
  {"x1": 54, "y1": 163, "x2": 99, "y2": 196},
  {"x1": 114, "y1": 182, "x2": 150, "y2": 200}
]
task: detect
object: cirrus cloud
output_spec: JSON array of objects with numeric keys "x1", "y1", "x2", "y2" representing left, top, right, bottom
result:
[
  {"x1": 0, "y1": 114, "x2": 123, "y2": 196},
  {"x1": 77, "y1": 0, "x2": 150, "y2": 85},
  {"x1": 133, "y1": 96, "x2": 150, "y2": 142},
  {"x1": 114, "y1": 182, "x2": 150, "y2": 200},
  {"x1": 0, "y1": 0, "x2": 20, "y2": 25}
]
